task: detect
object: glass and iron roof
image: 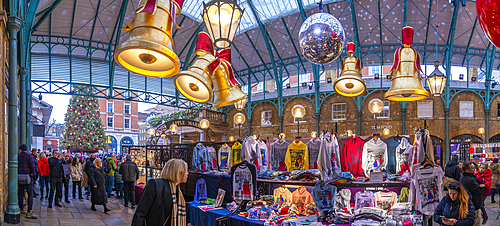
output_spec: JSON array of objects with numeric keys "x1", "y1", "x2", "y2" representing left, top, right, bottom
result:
[{"x1": 29, "y1": 0, "x2": 494, "y2": 97}]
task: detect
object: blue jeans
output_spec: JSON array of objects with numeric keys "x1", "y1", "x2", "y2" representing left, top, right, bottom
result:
[
  {"x1": 105, "y1": 176, "x2": 114, "y2": 198},
  {"x1": 115, "y1": 183, "x2": 123, "y2": 197},
  {"x1": 40, "y1": 175, "x2": 50, "y2": 198}
]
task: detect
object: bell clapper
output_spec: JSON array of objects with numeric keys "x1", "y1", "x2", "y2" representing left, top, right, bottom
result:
[
  {"x1": 189, "y1": 80, "x2": 200, "y2": 92},
  {"x1": 139, "y1": 50, "x2": 157, "y2": 64}
]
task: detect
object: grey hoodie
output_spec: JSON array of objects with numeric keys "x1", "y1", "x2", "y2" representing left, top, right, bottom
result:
[
  {"x1": 317, "y1": 133, "x2": 341, "y2": 182},
  {"x1": 334, "y1": 189, "x2": 353, "y2": 217},
  {"x1": 270, "y1": 139, "x2": 290, "y2": 170}
]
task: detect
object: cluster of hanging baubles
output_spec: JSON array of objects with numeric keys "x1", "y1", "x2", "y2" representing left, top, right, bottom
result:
[{"x1": 113, "y1": 0, "x2": 246, "y2": 108}]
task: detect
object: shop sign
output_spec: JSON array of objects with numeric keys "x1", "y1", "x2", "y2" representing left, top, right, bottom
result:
[
  {"x1": 165, "y1": 119, "x2": 201, "y2": 130},
  {"x1": 370, "y1": 125, "x2": 392, "y2": 130},
  {"x1": 290, "y1": 129, "x2": 308, "y2": 133}
]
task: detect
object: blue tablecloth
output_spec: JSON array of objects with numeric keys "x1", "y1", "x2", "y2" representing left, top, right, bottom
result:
[
  {"x1": 188, "y1": 202, "x2": 265, "y2": 226},
  {"x1": 197, "y1": 173, "x2": 234, "y2": 203}
]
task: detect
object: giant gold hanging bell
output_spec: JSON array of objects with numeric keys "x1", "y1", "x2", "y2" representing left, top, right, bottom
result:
[
  {"x1": 385, "y1": 26, "x2": 429, "y2": 101},
  {"x1": 114, "y1": 0, "x2": 182, "y2": 78},
  {"x1": 174, "y1": 33, "x2": 219, "y2": 103},
  {"x1": 334, "y1": 42, "x2": 366, "y2": 97},
  {"x1": 212, "y1": 49, "x2": 246, "y2": 108}
]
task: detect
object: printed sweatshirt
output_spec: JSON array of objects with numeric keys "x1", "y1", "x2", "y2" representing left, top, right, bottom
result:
[
  {"x1": 270, "y1": 139, "x2": 290, "y2": 171},
  {"x1": 335, "y1": 189, "x2": 353, "y2": 216},
  {"x1": 256, "y1": 140, "x2": 268, "y2": 171},
  {"x1": 341, "y1": 136, "x2": 366, "y2": 178},
  {"x1": 291, "y1": 186, "x2": 314, "y2": 215},
  {"x1": 306, "y1": 139, "x2": 321, "y2": 169},
  {"x1": 192, "y1": 143, "x2": 210, "y2": 172},
  {"x1": 396, "y1": 138, "x2": 412, "y2": 173},
  {"x1": 231, "y1": 142, "x2": 242, "y2": 167},
  {"x1": 317, "y1": 133, "x2": 341, "y2": 182},
  {"x1": 207, "y1": 146, "x2": 217, "y2": 170},
  {"x1": 385, "y1": 138, "x2": 401, "y2": 175},
  {"x1": 242, "y1": 136, "x2": 260, "y2": 170},
  {"x1": 284, "y1": 141, "x2": 309, "y2": 171},
  {"x1": 312, "y1": 181, "x2": 337, "y2": 211},
  {"x1": 361, "y1": 138, "x2": 388, "y2": 177},
  {"x1": 273, "y1": 186, "x2": 293, "y2": 207},
  {"x1": 218, "y1": 144, "x2": 232, "y2": 172}
]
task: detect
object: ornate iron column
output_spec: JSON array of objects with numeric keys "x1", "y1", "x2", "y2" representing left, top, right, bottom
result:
[
  {"x1": 401, "y1": 102, "x2": 407, "y2": 134},
  {"x1": 5, "y1": 15, "x2": 21, "y2": 224},
  {"x1": 20, "y1": 67, "x2": 27, "y2": 145}
]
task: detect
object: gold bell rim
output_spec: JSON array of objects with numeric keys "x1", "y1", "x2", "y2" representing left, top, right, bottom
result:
[
  {"x1": 114, "y1": 41, "x2": 180, "y2": 78},
  {"x1": 213, "y1": 95, "x2": 246, "y2": 108},
  {"x1": 174, "y1": 71, "x2": 214, "y2": 103},
  {"x1": 333, "y1": 75, "x2": 366, "y2": 97},
  {"x1": 385, "y1": 89, "x2": 429, "y2": 101}
]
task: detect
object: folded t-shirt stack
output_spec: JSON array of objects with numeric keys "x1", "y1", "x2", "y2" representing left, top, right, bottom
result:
[
  {"x1": 388, "y1": 202, "x2": 412, "y2": 216},
  {"x1": 354, "y1": 207, "x2": 388, "y2": 222}
]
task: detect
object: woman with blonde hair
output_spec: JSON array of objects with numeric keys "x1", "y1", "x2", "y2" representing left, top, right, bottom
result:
[
  {"x1": 434, "y1": 181, "x2": 475, "y2": 225},
  {"x1": 132, "y1": 158, "x2": 189, "y2": 226},
  {"x1": 88, "y1": 158, "x2": 110, "y2": 213}
]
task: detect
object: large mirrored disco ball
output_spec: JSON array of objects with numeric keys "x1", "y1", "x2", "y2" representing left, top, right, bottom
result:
[
  {"x1": 476, "y1": 0, "x2": 500, "y2": 48},
  {"x1": 299, "y1": 13, "x2": 345, "y2": 65}
]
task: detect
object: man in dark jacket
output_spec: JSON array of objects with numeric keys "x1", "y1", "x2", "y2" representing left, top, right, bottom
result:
[
  {"x1": 119, "y1": 154, "x2": 139, "y2": 208},
  {"x1": 459, "y1": 162, "x2": 486, "y2": 226},
  {"x1": 48, "y1": 151, "x2": 64, "y2": 208},
  {"x1": 443, "y1": 155, "x2": 463, "y2": 194},
  {"x1": 18, "y1": 144, "x2": 38, "y2": 219}
]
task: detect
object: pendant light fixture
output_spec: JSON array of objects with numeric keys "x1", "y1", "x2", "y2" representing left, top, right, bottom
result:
[
  {"x1": 202, "y1": 0, "x2": 244, "y2": 49},
  {"x1": 426, "y1": 61, "x2": 447, "y2": 96}
]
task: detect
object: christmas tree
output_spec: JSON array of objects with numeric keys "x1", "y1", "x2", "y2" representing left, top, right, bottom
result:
[{"x1": 61, "y1": 86, "x2": 106, "y2": 152}]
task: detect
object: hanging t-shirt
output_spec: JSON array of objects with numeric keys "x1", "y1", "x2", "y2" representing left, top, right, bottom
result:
[
  {"x1": 312, "y1": 181, "x2": 337, "y2": 211},
  {"x1": 285, "y1": 141, "x2": 309, "y2": 171},
  {"x1": 242, "y1": 136, "x2": 260, "y2": 170},
  {"x1": 231, "y1": 161, "x2": 257, "y2": 201},
  {"x1": 385, "y1": 138, "x2": 401, "y2": 175},
  {"x1": 354, "y1": 191, "x2": 375, "y2": 211},
  {"x1": 410, "y1": 166, "x2": 444, "y2": 215},
  {"x1": 192, "y1": 144, "x2": 210, "y2": 172},
  {"x1": 396, "y1": 138, "x2": 412, "y2": 173},
  {"x1": 374, "y1": 191, "x2": 398, "y2": 211},
  {"x1": 361, "y1": 138, "x2": 388, "y2": 177},
  {"x1": 231, "y1": 142, "x2": 242, "y2": 167},
  {"x1": 194, "y1": 178, "x2": 207, "y2": 203},
  {"x1": 273, "y1": 186, "x2": 293, "y2": 207},
  {"x1": 218, "y1": 144, "x2": 232, "y2": 172},
  {"x1": 207, "y1": 146, "x2": 217, "y2": 170},
  {"x1": 306, "y1": 139, "x2": 321, "y2": 169},
  {"x1": 342, "y1": 136, "x2": 366, "y2": 178},
  {"x1": 256, "y1": 140, "x2": 268, "y2": 171},
  {"x1": 317, "y1": 133, "x2": 341, "y2": 183},
  {"x1": 291, "y1": 186, "x2": 314, "y2": 215},
  {"x1": 271, "y1": 139, "x2": 290, "y2": 171}
]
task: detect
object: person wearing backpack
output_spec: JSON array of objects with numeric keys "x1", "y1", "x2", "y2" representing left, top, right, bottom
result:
[{"x1": 104, "y1": 154, "x2": 117, "y2": 198}]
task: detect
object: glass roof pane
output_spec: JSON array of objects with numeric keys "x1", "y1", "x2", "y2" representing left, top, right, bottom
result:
[{"x1": 180, "y1": 0, "x2": 343, "y2": 34}]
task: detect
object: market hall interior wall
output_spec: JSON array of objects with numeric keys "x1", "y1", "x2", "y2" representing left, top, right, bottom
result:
[{"x1": 225, "y1": 90, "x2": 500, "y2": 141}]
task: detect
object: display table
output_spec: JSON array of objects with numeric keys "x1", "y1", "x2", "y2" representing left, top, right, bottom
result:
[
  {"x1": 190, "y1": 172, "x2": 234, "y2": 203},
  {"x1": 188, "y1": 201, "x2": 264, "y2": 226}
]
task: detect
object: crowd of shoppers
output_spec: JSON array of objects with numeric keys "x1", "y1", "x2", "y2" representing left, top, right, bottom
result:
[
  {"x1": 17, "y1": 145, "x2": 141, "y2": 219},
  {"x1": 434, "y1": 154, "x2": 500, "y2": 226}
]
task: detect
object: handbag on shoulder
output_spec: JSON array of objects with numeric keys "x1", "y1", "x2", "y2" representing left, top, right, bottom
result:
[{"x1": 18, "y1": 174, "x2": 31, "y2": 185}]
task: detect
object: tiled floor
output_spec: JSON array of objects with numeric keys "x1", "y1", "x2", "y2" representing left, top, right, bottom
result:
[{"x1": 5, "y1": 186, "x2": 135, "y2": 226}]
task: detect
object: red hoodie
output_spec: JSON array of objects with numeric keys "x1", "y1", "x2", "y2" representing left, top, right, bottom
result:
[
  {"x1": 37, "y1": 157, "x2": 50, "y2": 176},
  {"x1": 476, "y1": 168, "x2": 492, "y2": 196}
]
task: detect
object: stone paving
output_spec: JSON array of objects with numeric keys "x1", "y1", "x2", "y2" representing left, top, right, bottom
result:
[{"x1": 5, "y1": 186, "x2": 135, "y2": 226}]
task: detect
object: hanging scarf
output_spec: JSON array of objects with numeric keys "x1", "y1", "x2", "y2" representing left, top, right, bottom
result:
[{"x1": 170, "y1": 181, "x2": 186, "y2": 226}]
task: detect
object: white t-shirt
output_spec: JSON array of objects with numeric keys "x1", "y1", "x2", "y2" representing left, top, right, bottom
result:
[{"x1": 410, "y1": 166, "x2": 444, "y2": 215}]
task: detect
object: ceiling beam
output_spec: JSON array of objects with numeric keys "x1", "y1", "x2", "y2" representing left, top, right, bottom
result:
[
  {"x1": 172, "y1": 16, "x2": 187, "y2": 39},
  {"x1": 462, "y1": 17, "x2": 478, "y2": 67},
  {"x1": 86, "y1": 0, "x2": 103, "y2": 58},
  {"x1": 423, "y1": 0, "x2": 433, "y2": 64},
  {"x1": 244, "y1": 32, "x2": 271, "y2": 76},
  {"x1": 106, "y1": 0, "x2": 129, "y2": 61},
  {"x1": 247, "y1": 0, "x2": 278, "y2": 81},
  {"x1": 32, "y1": 0, "x2": 63, "y2": 32},
  {"x1": 403, "y1": 0, "x2": 407, "y2": 27},
  {"x1": 349, "y1": 0, "x2": 361, "y2": 56},
  {"x1": 281, "y1": 18, "x2": 306, "y2": 73},
  {"x1": 182, "y1": 23, "x2": 206, "y2": 70},
  {"x1": 178, "y1": 23, "x2": 205, "y2": 60},
  {"x1": 22, "y1": 0, "x2": 41, "y2": 65}
]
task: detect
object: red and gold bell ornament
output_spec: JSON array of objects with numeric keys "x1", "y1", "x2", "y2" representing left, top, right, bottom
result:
[
  {"x1": 333, "y1": 42, "x2": 366, "y2": 97},
  {"x1": 385, "y1": 26, "x2": 429, "y2": 101},
  {"x1": 114, "y1": 0, "x2": 184, "y2": 78},
  {"x1": 476, "y1": 0, "x2": 500, "y2": 48}
]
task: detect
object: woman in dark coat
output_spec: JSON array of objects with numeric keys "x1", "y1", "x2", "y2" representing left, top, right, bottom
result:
[
  {"x1": 88, "y1": 158, "x2": 110, "y2": 213},
  {"x1": 434, "y1": 181, "x2": 475, "y2": 226}
]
